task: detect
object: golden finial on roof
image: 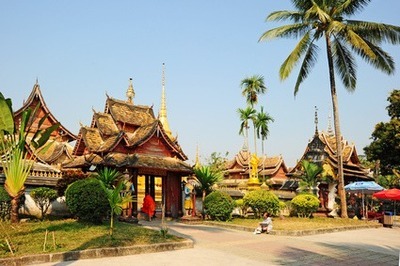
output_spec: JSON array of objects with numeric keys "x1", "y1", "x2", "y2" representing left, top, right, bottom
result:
[
  {"x1": 158, "y1": 63, "x2": 174, "y2": 140},
  {"x1": 126, "y1": 78, "x2": 135, "y2": 104}
]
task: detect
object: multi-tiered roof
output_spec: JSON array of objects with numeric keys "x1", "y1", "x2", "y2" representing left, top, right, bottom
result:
[{"x1": 63, "y1": 79, "x2": 192, "y2": 175}]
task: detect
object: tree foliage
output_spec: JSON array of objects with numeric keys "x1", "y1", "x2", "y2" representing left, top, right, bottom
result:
[
  {"x1": 291, "y1": 193, "x2": 320, "y2": 218},
  {"x1": 65, "y1": 178, "x2": 110, "y2": 224},
  {"x1": 242, "y1": 190, "x2": 281, "y2": 218},
  {"x1": 297, "y1": 160, "x2": 323, "y2": 194},
  {"x1": 364, "y1": 90, "x2": 400, "y2": 175},
  {"x1": 204, "y1": 190, "x2": 234, "y2": 221},
  {"x1": 30, "y1": 187, "x2": 58, "y2": 220}
]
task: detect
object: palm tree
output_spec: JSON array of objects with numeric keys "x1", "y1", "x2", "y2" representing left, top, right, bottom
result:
[
  {"x1": 240, "y1": 75, "x2": 267, "y2": 107},
  {"x1": 238, "y1": 106, "x2": 256, "y2": 153},
  {"x1": 193, "y1": 165, "x2": 222, "y2": 218},
  {"x1": 259, "y1": 0, "x2": 400, "y2": 218},
  {"x1": 298, "y1": 160, "x2": 323, "y2": 195},
  {"x1": 255, "y1": 107, "x2": 274, "y2": 157},
  {"x1": 0, "y1": 93, "x2": 59, "y2": 223}
]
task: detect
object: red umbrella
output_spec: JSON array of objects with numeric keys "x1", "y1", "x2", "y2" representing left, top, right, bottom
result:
[{"x1": 373, "y1": 189, "x2": 400, "y2": 201}]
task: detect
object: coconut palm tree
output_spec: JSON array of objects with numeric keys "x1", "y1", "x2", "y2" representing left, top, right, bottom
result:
[
  {"x1": 0, "y1": 93, "x2": 59, "y2": 223},
  {"x1": 259, "y1": 0, "x2": 400, "y2": 218},
  {"x1": 240, "y1": 75, "x2": 267, "y2": 107},
  {"x1": 238, "y1": 106, "x2": 256, "y2": 153}
]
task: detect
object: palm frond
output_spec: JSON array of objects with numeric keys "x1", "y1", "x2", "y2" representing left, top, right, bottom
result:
[
  {"x1": 259, "y1": 23, "x2": 311, "y2": 41},
  {"x1": 347, "y1": 20, "x2": 400, "y2": 45},
  {"x1": 305, "y1": 2, "x2": 331, "y2": 23},
  {"x1": 280, "y1": 31, "x2": 314, "y2": 81},
  {"x1": 267, "y1": 10, "x2": 304, "y2": 23},
  {"x1": 336, "y1": 0, "x2": 371, "y2": 16},
  {"x1": 332, "y1": 38, "x2": 357, "y2": 90},
  {"x1": 293, "y1": 41, "x2": 319, "y2": 95}
]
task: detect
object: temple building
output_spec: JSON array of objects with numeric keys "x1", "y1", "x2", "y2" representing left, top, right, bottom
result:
[
  {"x1": 220, "y1": 144, "x2": 289, "y2": 198},
  {"x1": 63, "y1": 67, "x2": 193, "y2": 218},
  {"x1": 285, "y1": 108, "x2": 372, "y2": 211}
]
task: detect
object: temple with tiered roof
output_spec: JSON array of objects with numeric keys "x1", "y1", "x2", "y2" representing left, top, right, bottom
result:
[{"x1": 64, "y1": 65, "x2": 192, "y2": 218}]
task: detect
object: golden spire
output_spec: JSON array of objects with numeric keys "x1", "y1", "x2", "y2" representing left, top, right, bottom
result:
[
  {"x1": 126, "y1": 78, "x2": 135, "y2": 104},
  {"x1": 158, "y1": 63, "x2": 173, "y2": 139},
  {"x1": 194, "y1": 144, "x2": 201, "y2": 169}
]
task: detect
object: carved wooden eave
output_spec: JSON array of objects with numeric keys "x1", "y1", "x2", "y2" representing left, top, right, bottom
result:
[
  {"x1": 15, "y1": 82, "x2": 77, "y2": 142},
  {"x1": 62, "y1": 152, "x2": 193, "y2": 175}
]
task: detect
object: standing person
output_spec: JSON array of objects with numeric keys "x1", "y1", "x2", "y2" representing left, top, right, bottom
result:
[
  {"x1": 254, "y1": 213, "x2": 273, "y2": 234},
  {"x1": 142, "y1": 193, "x2": 156, "y2": 221}
]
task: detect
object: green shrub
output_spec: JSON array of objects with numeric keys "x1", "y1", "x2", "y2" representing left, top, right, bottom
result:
[
  {"x1": 0, "y1": 186, "x2": 11, "y2": 221},
  {"x1": 243, "y1": 190, "x2": 280, "y2": 218},
  {"x1": 30, "y1": 187, "x2": 58, "y2": 220},
  {"x1": 291, "y1": 193, "x2": 320, "y2": 218},
  {"x1": 65, "y1": 178, "x2": 110, "y2": 223},
  {"x1": 204, "y1": 191, "x2": 234, "y2": 221}
]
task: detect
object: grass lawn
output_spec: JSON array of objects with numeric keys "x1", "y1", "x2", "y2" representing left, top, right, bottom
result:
[
  {"x1": 210, "y1": 216, "x2": 380, "y2": 231},
  {"x1": 0, "y1": 219, "x2": 182, "y2": 259}
]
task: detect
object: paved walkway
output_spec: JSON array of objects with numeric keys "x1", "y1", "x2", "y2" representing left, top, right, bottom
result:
[{"x1": 36, "y1": 221, "x2": 400, "y2": 266}]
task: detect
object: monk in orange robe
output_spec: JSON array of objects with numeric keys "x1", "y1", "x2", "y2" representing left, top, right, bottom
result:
[{"x1": 142, "y1": 193, "x2": 156, "y2": 221}]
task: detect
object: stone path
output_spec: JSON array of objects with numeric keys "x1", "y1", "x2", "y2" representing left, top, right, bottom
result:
[{"x1": 34, "y1": 220, "x2": 400, "y2": 266}]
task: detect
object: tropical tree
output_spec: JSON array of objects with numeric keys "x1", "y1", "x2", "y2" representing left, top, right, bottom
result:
[
  {"x1": 94, "y1": 167, "x2": 132, "y2": 236},
  {"x1": 193, "y1": 165, "x2": 222, "y2": 218},
  {"x1": 30, "y1": 187, "x2": 58, "y2": 221},
  {"x1": 297, "y1": 160, "x2": 323, "y2": 195},
  {"x1": 237, "y1": 106, "x2": 256, "y2": 153},
  {"x1": 364, "y1": 90, "x2": 400, "y2": 175},
  {"x1": 255, "y1": 107, "x2": 274, "y2": 157},
  {"x1": 0, "y1": 93, "x2": 59, "y2": 223},
  {"x1": 240, "y1": 75, "x2": 267, "y2": 107},
  {"x1": 259, "y1": 0, "x2": 400, "y2": 218}
]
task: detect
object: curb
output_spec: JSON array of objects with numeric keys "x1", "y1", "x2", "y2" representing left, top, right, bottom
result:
[
  {"x1": 0, "y1": 239, "x2": 193, "y2": 266},
  {"x1": 206, "y1": 221, "x2": 383, "y2": 236}
]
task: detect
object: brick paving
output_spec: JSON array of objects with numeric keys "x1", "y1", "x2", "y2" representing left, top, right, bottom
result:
[{"x1": 31, "y1": 221, "x2": 400, "y2": 266}]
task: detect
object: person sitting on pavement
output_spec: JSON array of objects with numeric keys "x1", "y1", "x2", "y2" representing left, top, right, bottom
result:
[{"x1": 254, "y1": 213, "x2": 273, "y2": 234}]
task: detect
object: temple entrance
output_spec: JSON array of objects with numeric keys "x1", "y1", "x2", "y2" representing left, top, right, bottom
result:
[{"x1": 137, "y1": 175, "x2": 163, "y2": 215}]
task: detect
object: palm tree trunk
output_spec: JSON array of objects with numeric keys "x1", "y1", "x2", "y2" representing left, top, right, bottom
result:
[
  {"x1": 326, "y1": 34, "x2": 348, "y2": 218},
  {"x1": 253, "y1": 123, "x2": 257, "y2": 156},
  {"x1": 110, "y1": 211, "x2": 114, "y2": 236},
  {"x1": 202, "y1": 190, "x2": 206, "y2": 219},
  {"x1": 10, "y1": 197, "x2": 20, "y2": 223}
]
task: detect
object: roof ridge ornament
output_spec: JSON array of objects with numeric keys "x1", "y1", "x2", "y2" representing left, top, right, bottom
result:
[
  {"x1": 126, "y1": 78, "x2": 135, "y2": 104},
  {"x1": 314, "y1": 106, "x2": 319, "y2": 136}
]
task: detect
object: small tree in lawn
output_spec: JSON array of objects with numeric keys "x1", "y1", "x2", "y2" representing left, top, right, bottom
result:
[
  {"x1": 193, "y1": 165, "x2": 222, "y2": 218},
  {"x1": 30, "y1": 187, "x2": 58, "y2": 220},
  {"x1": 94, "y1": 167, "x2": 132, "y2": 236}
]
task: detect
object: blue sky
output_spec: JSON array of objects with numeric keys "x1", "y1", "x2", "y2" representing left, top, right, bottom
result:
[{"x1": 0, "y1": 1, "x2": 399, "y2": 167}]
